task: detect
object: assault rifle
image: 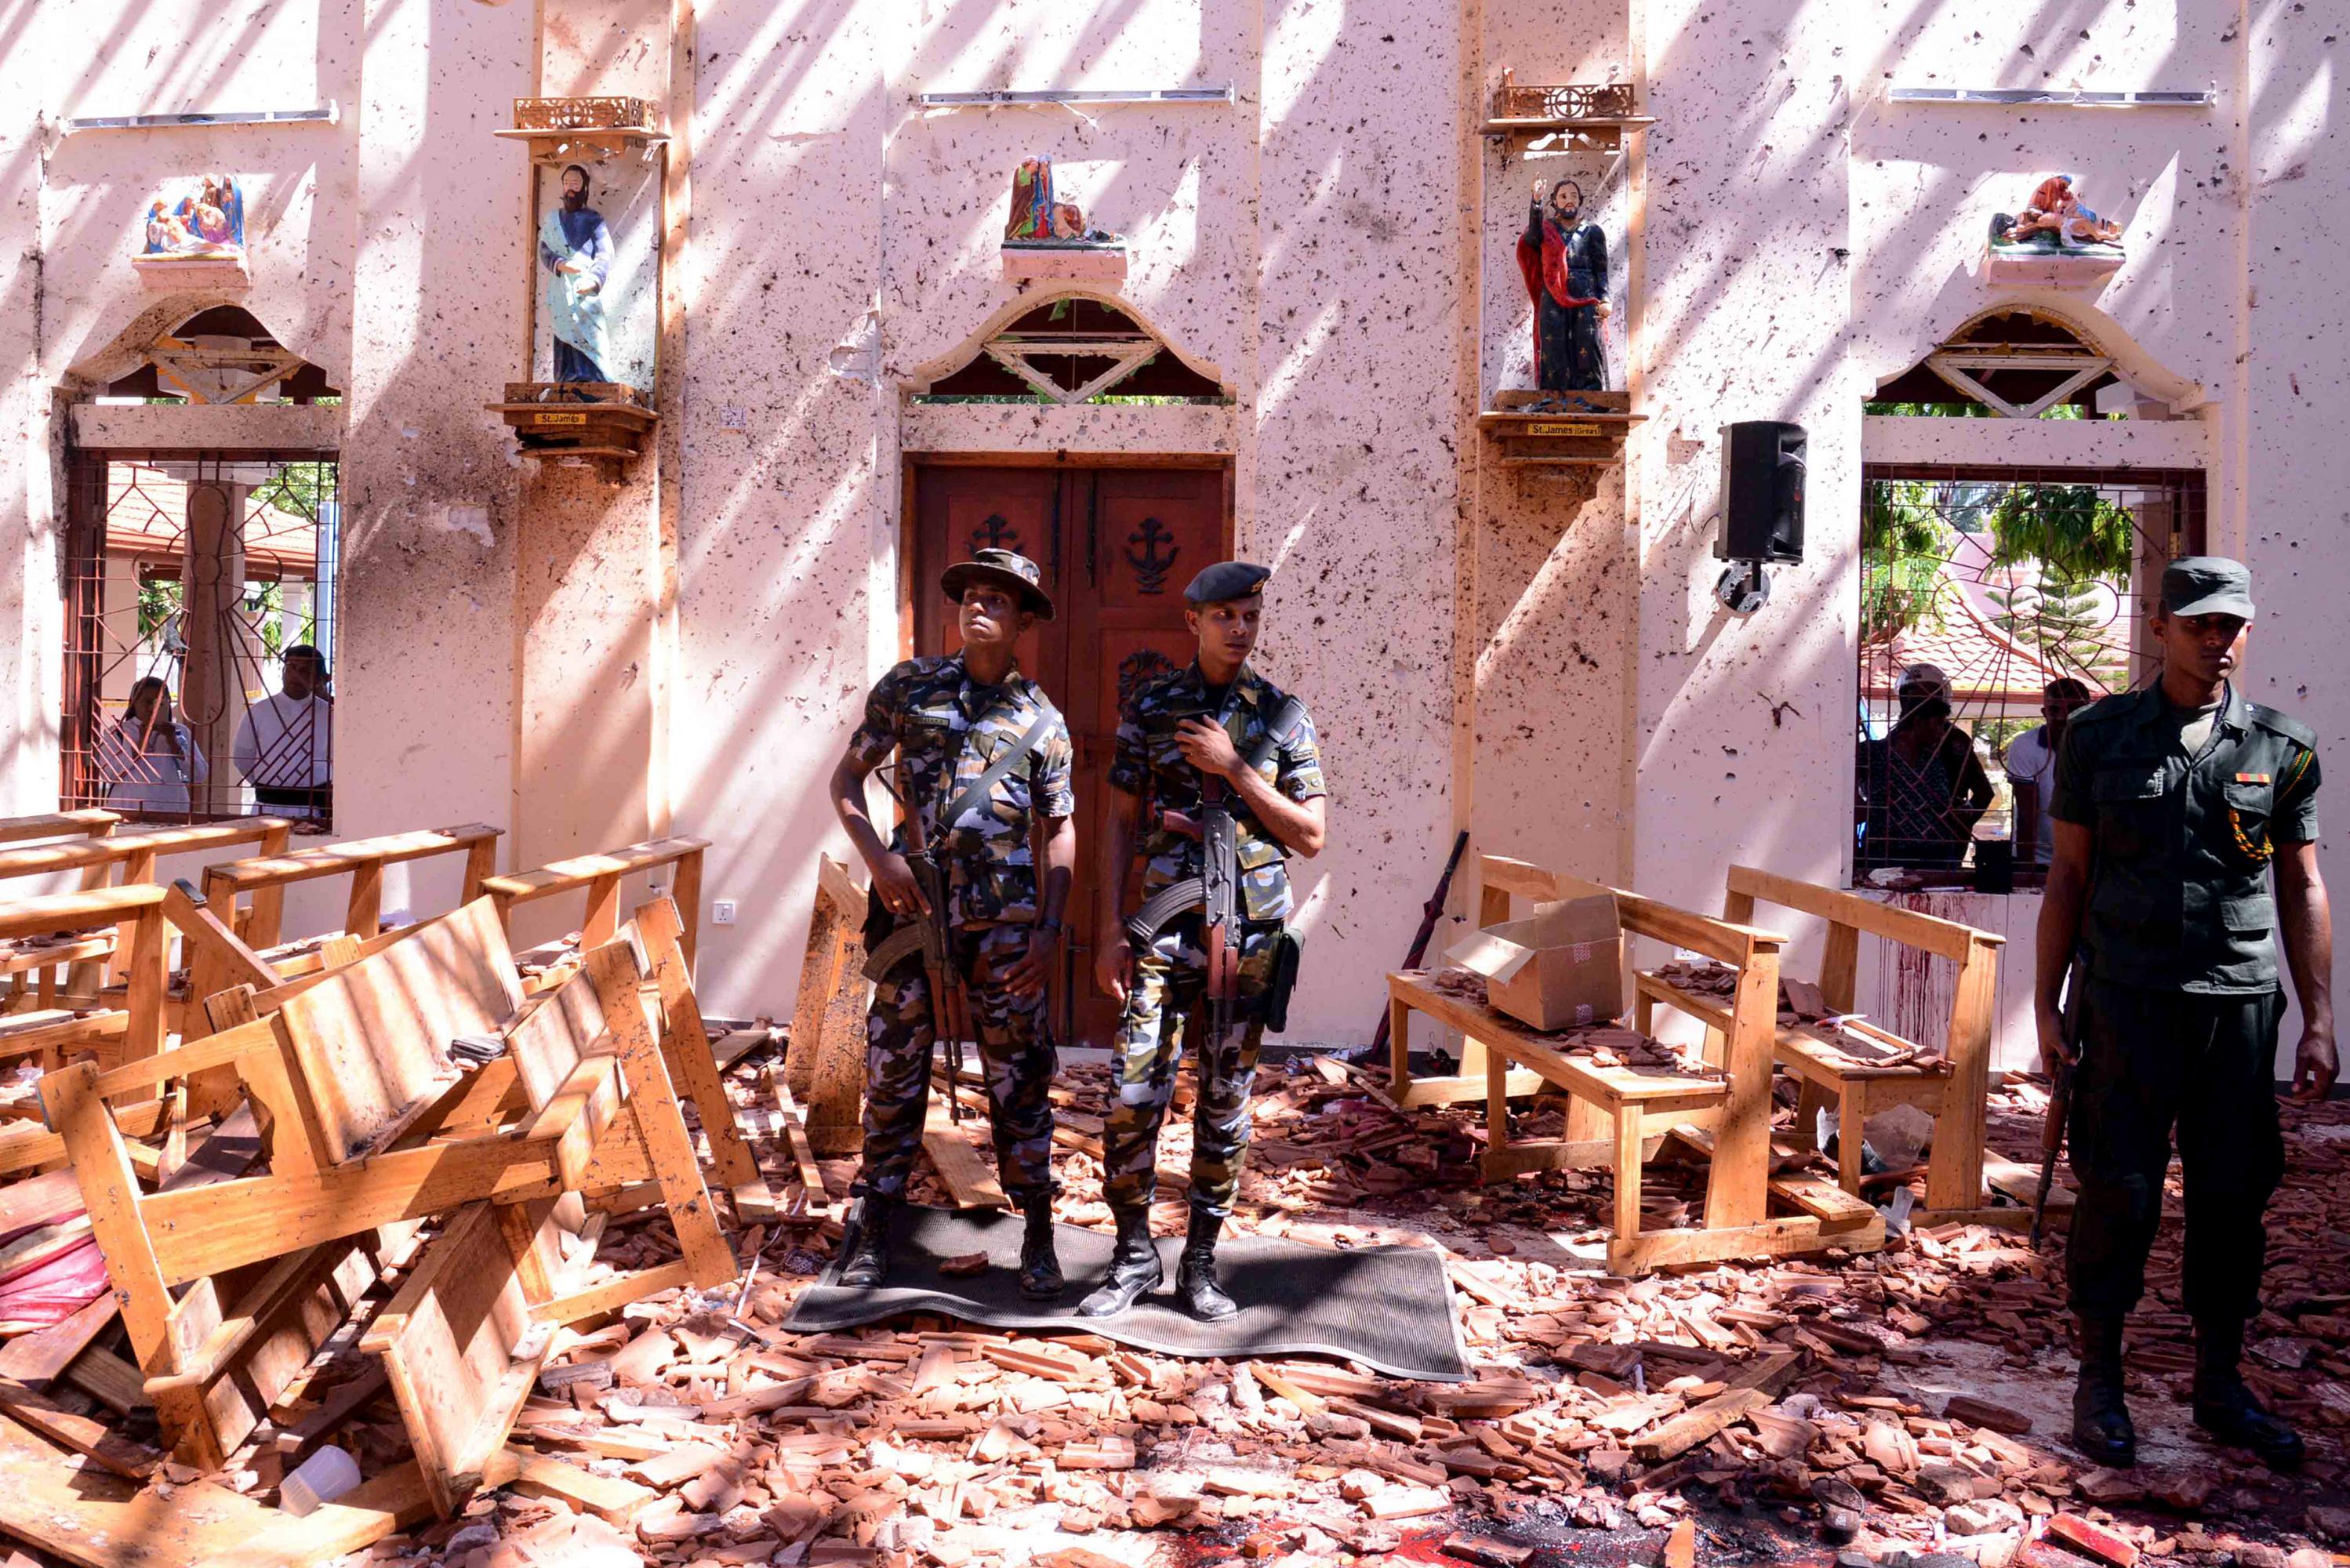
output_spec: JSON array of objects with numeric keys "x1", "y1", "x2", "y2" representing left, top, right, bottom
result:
[
  {"x1": 1126, "y1": 696, "x2": 1309, "y2": 1047},
  {"x1": 861, "y1": 770, "x2": 975, "y2": 1123},
  {"x1": 2032, "y1": 948, "x2": 2087, "y2": 1250},
  {"x1": 1363, "y1": 829, "x2": 1470, "y2": 1062}
]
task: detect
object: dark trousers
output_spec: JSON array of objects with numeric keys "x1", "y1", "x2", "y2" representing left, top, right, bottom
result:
[
  {"x1": 252, "y1": 784, "x2": 331, "y2": 824},
  {"x1": 2065, "y1": 981, "x2": 2284, "y2": 1323}
]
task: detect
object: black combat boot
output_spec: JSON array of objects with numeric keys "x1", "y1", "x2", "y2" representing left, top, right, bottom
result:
[
  {"x1": 2070, "y1": 1313, "x2": 2137, "y2": 1468},
  {"x1": 1174, "y1": 1207, "x2": 1237, "y2": 1322},
  {"x1": 1077, "y1": 1205, "x2": 1162, "y2": 1316},
  {"x1": 2193, "y1": 1316, "x2": 2305, "y2": 1468},
  {"x1": 838, "y1": 1194, "x2": 898, "y2": 1289},
  {"x1": 1016, "y1": 1191, "x2": 1063, "y2": 1299}
]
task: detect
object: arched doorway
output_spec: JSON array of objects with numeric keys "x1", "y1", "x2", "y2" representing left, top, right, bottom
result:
[
  {"x1": 905, "y1": 294, "x2": 1231, "y2": 1045},
  {"x1": 61, "y1": 306, "x2": 343, "y2": 826}
]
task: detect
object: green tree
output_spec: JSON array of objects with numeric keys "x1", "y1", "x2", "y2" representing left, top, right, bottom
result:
[{"x1": 1861, "y1": 480, "x2": 1952, "y2": 644}]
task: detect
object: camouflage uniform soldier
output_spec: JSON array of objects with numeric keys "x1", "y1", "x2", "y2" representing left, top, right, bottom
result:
[
  {"x1": 827, "y1": 549, "x2": 1077, "y2": 1298},
  {"x1": 1083, "y1": 561, "x2": 1328, "y2": 1319}
]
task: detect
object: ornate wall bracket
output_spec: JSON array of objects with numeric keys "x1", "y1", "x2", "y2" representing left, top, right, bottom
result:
[
  {"x1": 1483, "y1": 73, "x2": 1655, "y2": 151},
  {"x1": 487, "y1": 382, "x2": 659, "y2": 481},
  {"x1": 1478, "y1": 389, "x2": 1644, "y2": 470}
]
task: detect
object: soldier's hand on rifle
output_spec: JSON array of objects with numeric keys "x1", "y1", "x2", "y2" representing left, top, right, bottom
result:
[
  {"x1": 1095, "y1": 941, "x2": 1131, "y2": 1007},
  {"x1": 2034, "y1": 1000, "x2": 2076, "y2": 1080},
  {"x1": 2290, "y1": 1022, "x2": 2339, "y2": 1103},
  {"x1": 1175, "y1": 718, "x2": 1243, "y2": 782},
  {"x1": 872, "y1": 851, "x2": 930, "y2": 920},
  {"x1": 1002, "y1": 927, "x2": 1056, "y2": 1000}
]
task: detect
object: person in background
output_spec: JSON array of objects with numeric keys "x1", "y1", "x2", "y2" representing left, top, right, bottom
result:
[
  {"x1": 1858, "y1": 662, "x2": 1996, "y2": 871},
  {"x1": 97, "y1": 676, "x2": 206, "y2": 817},
  {"x1": 234, "y1": 644, "x2": 333, "y2": 823},
  {"x1": 2002, "y1": 677, "x2": 2093, "y2": 866}
]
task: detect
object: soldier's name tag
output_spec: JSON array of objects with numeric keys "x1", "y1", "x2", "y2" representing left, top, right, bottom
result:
[
  {"x1": 2235, "y1": 771, "x2": 2272, "y2": 785},
  {"x1": 532, "y1": 411, "x2": 590, "y2": 426},
  {"x1": 1527, "y1": 420, "x2": 1602, "y2": 437}
]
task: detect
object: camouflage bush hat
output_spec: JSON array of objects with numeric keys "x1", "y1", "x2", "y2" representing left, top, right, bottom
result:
[{"x1": 940, "y1": 548, "x2": 1055, "y2": 621}]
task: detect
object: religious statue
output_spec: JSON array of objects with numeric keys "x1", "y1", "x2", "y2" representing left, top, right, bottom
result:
[
  {"x1": 1993, "y1": 173, "x2": 2123, "y2": 252},
  {"x1": 1515, "y1": 177, "x2": 1611, "y2": 395},
  {"x1": 539, "y1": 162, "x2": 614, "y2": 383},
  {"x1": 1004, "y1": 158, "x2": 1121, "y2": 247},
  {"x1": 140, "y1": 174, "x2": 244, "y2": 258}
]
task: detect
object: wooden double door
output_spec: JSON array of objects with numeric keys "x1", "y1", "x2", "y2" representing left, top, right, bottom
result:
[{"x1": 910, "y1": 460, "x2": 1229, "y2": 1047}]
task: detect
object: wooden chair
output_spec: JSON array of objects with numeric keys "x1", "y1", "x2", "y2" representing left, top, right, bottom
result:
[
  {"x1": 1637, "y1": 866, "x2": 2003, "y2": 1220},
  {"x1": 1384, "y1": 855, "x2": 1880, "y2": 1274},
  {"x1": 38, "y1": 903, "x2": 734, "y2": 1469},
  {"x1": 0, "y1": 809, "x2": 119, "y2": 848},
  {"x1": 480, "y1": 835, "x2": 709, "y2": 982},
  {"x1": 198, "y1": 822, "x2": 503, "y2": 953}
]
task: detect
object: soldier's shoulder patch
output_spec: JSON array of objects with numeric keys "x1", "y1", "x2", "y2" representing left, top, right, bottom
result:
[{"x1": 2246, "y1": 702, "x2": 2318, "y2": 750}]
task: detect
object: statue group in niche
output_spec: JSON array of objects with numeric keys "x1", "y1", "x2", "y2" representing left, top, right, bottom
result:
[
  {"x1": 1516, "y1": 177, "x2": 1611, "y2": 404},
  {"x1": 1992, "y1": 173, "x2": 2124, "y2": 253},
  {"x1": 141, "y1": 175, "x2": 244, "y2": 258},
  {"x1": 1004, "y1": 157, "x2": 1121, "y2": 248},
  {"x1": 540, "y1": 162, "x2": 616, "y2": 383}
]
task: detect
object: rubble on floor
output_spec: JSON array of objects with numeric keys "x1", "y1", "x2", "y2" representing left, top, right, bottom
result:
[{"x1": 5, "y1": 1047, "x2": 2348, "y2": 1568}]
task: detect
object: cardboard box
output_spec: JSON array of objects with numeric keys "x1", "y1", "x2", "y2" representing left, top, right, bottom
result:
[{"x1": 1445, "y1": 883, "x2": 1625, "y2": 1032}]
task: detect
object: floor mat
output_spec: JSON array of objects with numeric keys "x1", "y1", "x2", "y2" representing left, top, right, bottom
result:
[{"x1": 784, "y1": 1206, "x2": 1467, "y2": 1382}]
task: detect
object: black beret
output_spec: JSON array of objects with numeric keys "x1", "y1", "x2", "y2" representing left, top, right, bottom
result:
[{"x1": 1184, "y1": 561, "x2": 1271, "y2": 604}]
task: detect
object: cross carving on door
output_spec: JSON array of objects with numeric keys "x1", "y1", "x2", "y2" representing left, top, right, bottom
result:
[{"x1": 968, "y1": 513, "x2": 1021, "y2": 555}]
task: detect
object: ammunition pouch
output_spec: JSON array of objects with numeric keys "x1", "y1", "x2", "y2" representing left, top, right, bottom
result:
[{"x1": 1263, "y1": 925, "x2": 1305, "y2": 1033}]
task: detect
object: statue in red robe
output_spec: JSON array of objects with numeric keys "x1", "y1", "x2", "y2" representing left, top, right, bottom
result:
[{"x1": 1515, "y1": 179, "x2": 1611, "y2": 394}]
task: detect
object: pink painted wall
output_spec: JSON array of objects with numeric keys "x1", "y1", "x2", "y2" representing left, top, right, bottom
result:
[{"x1": 0, "y1": 0, "x2": 2339, "y2": 1069}]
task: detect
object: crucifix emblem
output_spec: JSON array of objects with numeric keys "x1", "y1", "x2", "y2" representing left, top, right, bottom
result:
[
  {"x1": 968, "y1": 513, "x2": 1021, "y2": 554},
  {"x1": 1124, "y1": 517, "x2": 1179, "y2": 594}
]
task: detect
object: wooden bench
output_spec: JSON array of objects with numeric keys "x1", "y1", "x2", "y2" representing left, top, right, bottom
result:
[
  {"x1": 1386, "y1": 855, "x2": 1880, "y2": 1275},
  {"x1": 0, "y1": 809, "x2": 120, "y2": 848},
  {"x1": 0, "y1": 886, "x2": 169, "y2": 1075},
  {"x1": 481, "y1": 835, "x2": 709, "y2": 980},
  {"x1": 0, "y1": 819, "x2": 292, "y2": 1015},
  {"x1": 38, "y1": 903, "x2": 734, "y2": 1470},
  {"x1": 1636, "y1": 865, "x2": 2005, "y2": 1224},
  {"x1": 199, "y1": 822, "x2": 503, "y2": 953}
]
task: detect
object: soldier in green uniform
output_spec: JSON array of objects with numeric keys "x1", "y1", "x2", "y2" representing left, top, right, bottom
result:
[
  {"x1": 2039, "y1": 557, "x2": 2335, "y2": 1469},
  {"x1": 1082, "y1": 561, "x2": 1328, "y2": 1319},
  {"x1": 826, "y1": 549, "x2": 1077, "y2": 1297}
]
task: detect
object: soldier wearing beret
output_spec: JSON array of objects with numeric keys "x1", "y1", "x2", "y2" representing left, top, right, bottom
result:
[
  {"x1": 2039, "y1": 557, "x2": 2334, "y2": 1469},
  {"x1": 828, "y1": 550, "x2": 1077, "y2": 1297},
  {"x1": 1083, "y1": 561, "x2": 1328, "y2": 1319}
]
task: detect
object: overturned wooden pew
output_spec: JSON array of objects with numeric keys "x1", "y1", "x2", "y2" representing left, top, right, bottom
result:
[{"x1": 37, "y1": 899, "x2": 736, "y2": 1473}]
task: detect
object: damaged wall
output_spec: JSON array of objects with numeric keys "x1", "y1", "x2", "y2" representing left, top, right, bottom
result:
[{"x1": 0, "y1": 0, "x2": 2341, "y2": 1069}]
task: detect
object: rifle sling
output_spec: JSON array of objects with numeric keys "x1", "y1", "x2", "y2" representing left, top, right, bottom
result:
[
  {"x1": 862, "y1": 701, "x2": 1061, "y2": 982},
  {"x1": 936, "y1": 705, "x2": 1061, "y2": 837}
]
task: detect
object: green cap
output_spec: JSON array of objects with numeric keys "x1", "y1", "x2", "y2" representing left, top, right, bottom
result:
[{"x1": 2161, "y1": 557, "x2": 2255, "y2": 620}]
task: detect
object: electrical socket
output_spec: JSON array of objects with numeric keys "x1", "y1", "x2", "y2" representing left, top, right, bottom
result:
[{"x1": 711, "y1": 899, "x2": 738, "y2": 925}]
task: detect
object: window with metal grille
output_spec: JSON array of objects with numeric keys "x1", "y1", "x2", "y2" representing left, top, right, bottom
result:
[
  {"x1": 1854, "y1": 464, "x2": 2204, "y2": 890},
  {"x1": 61, "y1": 452, "x2": 338, "y2": 829}
]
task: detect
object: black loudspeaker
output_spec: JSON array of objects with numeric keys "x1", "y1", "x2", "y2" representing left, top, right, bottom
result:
[{"x1": 1715, "y1": 421, "x2": 1807, "y2": 564}]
